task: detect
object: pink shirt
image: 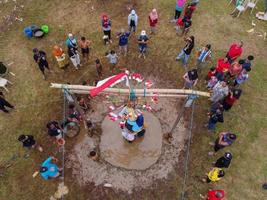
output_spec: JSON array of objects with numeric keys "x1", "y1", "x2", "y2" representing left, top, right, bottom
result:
[{"x1": 177, "y1": 0, "x2": 186, "y2": 7}]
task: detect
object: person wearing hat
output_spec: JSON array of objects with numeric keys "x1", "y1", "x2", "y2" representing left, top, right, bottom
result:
[
  {"x1": 148, "y1": 8, "x2": 158, "y2": 34},
  {"x1": 128, "y1": 10, "x2": 138, "y2": 33},
  {"x1": 182, "y1": 69, "x2": 198, "y2": 89},
  {"x1": 101, "y1": 14, "x2": 112, "y2": 44},
  {"x1": 138, "y1": 30, "x2": 149, "y2": 59},
  {"x1": 33, "y1": 48, "x2": 50, "y2": 80},
  {"x1": 209, "y1": 132, "x2": 237, "y2": 155},
  {"x1": 214, "y1": 152, "x2": 232, "y2": 168},
  {"x1": 203, "y1": 167, "x2": 225, "y2": 183},
  {"x1": 40, "y1": 156, "x2": 61, "y2": 180},
  {"x1": 117, "y1": 29, "x2": 130, "y2": 56}
]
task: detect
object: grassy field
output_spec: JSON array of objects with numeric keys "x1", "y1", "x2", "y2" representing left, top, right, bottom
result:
[{"x1": 0, "y1": 0, "x2": 267, "y2": 199}]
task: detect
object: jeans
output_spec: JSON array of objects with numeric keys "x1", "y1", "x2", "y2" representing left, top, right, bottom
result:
[
  {"x1": 208, "y1": 118, "x2": 216, "y2": 131},
  {"x1": 176, "y1": 50, "x2": 190, "y2": 66}
]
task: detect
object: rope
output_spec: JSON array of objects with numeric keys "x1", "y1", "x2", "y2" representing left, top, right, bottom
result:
[{"x1": 180, "y1": 100, "x2": 196, "y2": 200}]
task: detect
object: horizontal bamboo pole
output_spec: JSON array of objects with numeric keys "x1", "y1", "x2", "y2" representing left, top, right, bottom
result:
[{"x1": 50, "y1": 83, "x2": 210, "y2": 97}]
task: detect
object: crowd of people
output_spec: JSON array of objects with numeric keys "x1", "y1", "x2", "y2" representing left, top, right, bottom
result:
[{"x1": 0, "y1": 0, "x2": 260, "y2": 199}]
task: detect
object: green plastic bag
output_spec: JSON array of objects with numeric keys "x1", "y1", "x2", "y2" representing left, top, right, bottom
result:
[{"x1": 41, "y1": 25, "x2": 49, "y2": 33}]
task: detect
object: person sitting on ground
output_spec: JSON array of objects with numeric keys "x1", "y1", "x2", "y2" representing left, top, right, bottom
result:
[
  {"x1": 117, "y1": 29, "x2": 130, "y2": 56},
  {"x1": 242, "y1": 55, "x2": 254, "y2": 72},
  {"x1": 46, "y1": 121, "x2": 63, "y2": 140},
  {"x1": 206, "y1": 107, "x2": 224, "y2": 132},
  {"x1": 106, "y1": 50, "x2": 118, "y2": 73},
  {"x1": 33, "y1": 48, "x2": 50, "y2": 80},
  {"x1": 176, "y1": 36, "x2": 195, "y2": 69},
  {"x1": 95, "y1": 58, "x2": 103, "y2": 78},
  {"x1": 209, "y1": 132, "x2": 237, "y2": 155},
  {"x1": 222, "y1": 89, "x2": 242, "y2": 111},
  {"x1": 138, "y1": 30, "x2": 149, "y2": 59},
  {"x1": 78, "y1": 36, "x2": 91, "y2": 61},
  {"x1": 200, "y1": 189, "x2": 225, "y2": 200},
  {"x1": 0, "y1": 92, "x2": 14, "y2": 113},
  {"x1": 203, "y1": 167, "x2": 225, "y2": 183},
  {"x1": 77, "y1": 96, "x2": 88, "y2": 111},
  {"x1": 226, "y1": 41, "x2": 243, "y2": 63},
  {"x1": 183, "y1": 69, "x2": 198, "y2": 89},
  {"x1": 18, "y1": 134, "x2": 43, "y2": 152},
  {"x1": 40, "y1": 156, "x2": 61, "y2": 180},
  {"x1": 214, "y1": 152, "x2": 232, "y2": 169},
  {"x1": 196, "y1": 44, "x2": 212, "y2": 72},
  {"x1": 128, "y1": 9, "x2": 138, "y2": 33},
  {"x1": 234, "y1": 68, "x2": 249, "y2": 87},
  {"x1": 148, "y1": 8, "x2": 158, "y2": 34},
  {"x1": 68, "y1": 104, "x2": 82, "y2": 123},
  {"x1": 210, "y1": 81, "x2": 229, "y2": 103}
]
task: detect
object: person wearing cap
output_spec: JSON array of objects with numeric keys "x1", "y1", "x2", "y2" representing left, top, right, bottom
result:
[
  {"x1": 117, "y1": 29, "x2": 130, "y2": 56},
  {"x1": 182, "y1": 69, "x2": 198, "y2": 89},
  {"x1": 209, "y1": 132, "x2": 237, "y2": 155},
  {"x1": 215, "y1": 152, "x2": 232, "y2": 168},
  {"x1": 210, "y1": 81, "x2": 229, "y2": 103},
  {"x1": 226, "y1": 41, "x2": 243, "y2": 63},
  {"x1": 33, "y1": 48, "x2": 50, "y2": 80},
  {"x1": 128, "y1": 10, "x2": 138, "y2": 33},
  {"x1": 176, "y1": 36, "x2": 195, "y2": 69},
  {"x1": 40, "y1": 156, "x2": 61, "y2": 180},
  {"x1": 138, "y1": 30, "x2": 149, "y2": 59},
  {"x1": 222, "y1": 89, "x2": 242, "y2": 111},
  {"x1": 148, "y1": 8, "x2": 158, "y2": 34},
  {"x1": 203, "y1": 167, "x2": 225, "y2": 183},
  {"x1": 101, "y1": 14, "x2": 112, "y2": 44},
  {"x1": 196, "y1": 44, "x2": 212, "y2": 72}
]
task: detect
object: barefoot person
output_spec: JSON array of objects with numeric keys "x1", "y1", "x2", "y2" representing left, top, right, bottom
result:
[
  {"x1": 79, "y1": 36, "x2": 91, "y2": 61},
  {"x1": 33, "y1": 48, "x2": 50, "y2": 80},
  {"x1": 40, "y1": 156, "x2": 61, "y2": 180}
]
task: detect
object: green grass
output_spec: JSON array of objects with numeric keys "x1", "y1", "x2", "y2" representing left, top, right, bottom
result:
[{"x1": 0, "y1": 0, "x2": 267, "y2": 199}]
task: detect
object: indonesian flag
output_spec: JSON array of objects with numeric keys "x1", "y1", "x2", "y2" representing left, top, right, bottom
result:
[{"x1": 90, "y1": 72, "x2": 129, "y2": 97}]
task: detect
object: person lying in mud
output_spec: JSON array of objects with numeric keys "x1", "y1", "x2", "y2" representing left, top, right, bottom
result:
[{"x1": 68, "y1": 104, "x2": 82, "y2": 122}]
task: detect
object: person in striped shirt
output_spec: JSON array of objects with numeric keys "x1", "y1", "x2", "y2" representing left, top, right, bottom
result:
[{"x1": 196, "y1": 44, "x2": 211, "y2": 72}]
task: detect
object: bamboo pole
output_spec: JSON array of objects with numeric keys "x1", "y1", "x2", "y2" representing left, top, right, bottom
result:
[{"x1": 50, "y1": 83, "x2": 210, "y2": 97}]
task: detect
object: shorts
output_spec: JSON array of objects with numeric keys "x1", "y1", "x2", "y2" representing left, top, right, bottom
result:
[{"x1": 81, "y1": 48, "x2": 89, "y2": 55}]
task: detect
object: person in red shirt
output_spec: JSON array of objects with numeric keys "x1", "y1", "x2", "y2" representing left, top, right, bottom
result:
[
  {"x1": 228, "y1": 59, "x2": 244, "y2": 77},
  {"x1": 184, "y1": 3, "x2": 197, "y2": 19},
  {"x1": 222, "y1": 89, "x2": 241, "y2": 111},
  {"x1": 226, "y1": 41, "x2": 243, "y2": 63},
  {"x1": 148, "y1": 8, "x2": 158, "y2": 34},
  {"x1": 206, "y1": 67, "x2": 216, "y2": 81},
  {"x1": 216, "y1": 57, "x2": 230, "y2": 73},
  {"x1": 207, "y1": 190, "x2": 225, "y2": 200}
]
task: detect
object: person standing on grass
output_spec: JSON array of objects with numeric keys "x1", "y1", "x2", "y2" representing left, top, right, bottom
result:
[
  {"x1": 0, "y1": 92, "x2": 14, "y2": 113},
  {"x1": 66, "y1": 33, "x2": 78, "y2": 48},
  {"x1": 184, "y1": 2, "x2": 197, "y2": 19},
  {"x1": 95, "y1": 58, "x2": 103, "y2": 78},
  {"x1": 138, "y1": 30, "x2": 149, "y2": 59},
  {"x1": 200, "y1": 189, "x2": 225, "y2": 200},
  {"x1": 183, "y1": 68, "x2": 198, "y2": 89},
  {"x1": 206, "y1": 107, "x2": 224, "y2": 132},
  {"x1": 242, "y1": 55, "x2": 254, "y2": 72},
  {"x1": 226, "y1": 41, "x2": 243, "y2": 63},
  {"x1": 196, "y1": 44, "x2": 211, "y2": 72},
  {"x1": 68, "y1": 45, "x2": 81, "y2": 70},
  {"x1": 206, "y1": 67, "x2": 216, "y2": 81},
  {"x1": 40, "y1": 156, "x2": 62, "y2": 180},
  {"x1": 128, "y1": 10, "x2": 138, "y2": 33},
  {"x1": 33, "y1": 48, "x2": 50, "y2": 80},
  {"x1": 176, "y1": 36, "x2": 195, "y2": 69},
  {"x1": 214, "y1": 152, "x2": 232, "y2": 169},
  {"x1": 117, "y1": 29, "x2": 130, "y2": 56},
  {"x1": 148, "y1": 9, "x2": 158, "y2": 34},
  {"x1": 210, "y1": 81, "x2": 229, "y2": 103},
  {"x1": 177, "y1": 16, "x2": 192, "y2": 36},
  {"x1": 52, "y1": 45, "x2": 68, "y2": 69},
  {"x1": 18, "y1": 134, "x2": 43, "y2": 153},
  {"x1": 228, "y1": 59, "x2": 244, "y2": 77},
  {"x1": 101, "y1": 14, "x2": 112, "y2": 44},
  {"x1": 209, "y1": 132, "x2": 237, "y2": 155},
  {"x1": 78, "y1": 36, "x2": 91, "y2": 61},
  {"x1": 215, "y1": 57, "x2": 231, "y2": 74},
  {"x1": 106, "y1": 50, "x2": 118, "y2": 72},
  {"x1": 203, "y1": 167, "x2": 225, "y2": 183},
  {"x1": 234, "y1": 69, "x2": 249, "y2": 87},
  {"x1": 222, "y1": 89, "x2": 242, "y2": 111},
  {"x1": 174, "y1": 0, "x2": 187, "y2": 21}
]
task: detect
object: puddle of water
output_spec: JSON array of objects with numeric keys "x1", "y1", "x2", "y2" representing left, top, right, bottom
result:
[{"x1": 100, "y1": 111, "x2": 162, "y2": 170}]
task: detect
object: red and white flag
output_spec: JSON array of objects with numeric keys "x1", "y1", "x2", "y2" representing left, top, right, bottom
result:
[{"x1": 90, "y1": 72, "x2": 129, "y2": 97}]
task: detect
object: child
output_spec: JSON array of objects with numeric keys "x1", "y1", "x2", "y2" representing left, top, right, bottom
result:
[
  {"x1": 79, "y1": 36, "x2": 91, "y2": 61},
  {"x1": 196, "y1": 44, "x2": 212, "y2": 72},
  {"x1": 101, "y1": 14, "x2": 112, "y2": 44},
  {"x1": 138, "y1": 30, "x2": 149, "y2": 59},
  {"x1": 95, "y1": 58, "x2": 103, "y2": 78},
  {"x1": 203, "y1": 167, "x2": 225, "y2": 183},
  {"x1": 148, "y1": 9, "x2": 158, "y2": 34},
  {"x1": 106, "y1": 50, "x2": 118, "y2": 72}
]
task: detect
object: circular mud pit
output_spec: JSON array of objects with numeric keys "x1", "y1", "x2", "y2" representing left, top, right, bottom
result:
[{"x1": 100, "y1": 111, "x2": 162, "y2": 170}]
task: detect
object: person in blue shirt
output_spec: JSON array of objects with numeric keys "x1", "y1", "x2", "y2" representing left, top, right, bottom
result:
[
  {"x1": 40, "y1": 156, "x2": 61, "y2": 180},
  {"x1": 196, "y1": 44, "x2": 211, "y2": 72},
  {"x1": 117, "y1": 29, "x2": 130, "y2": 56},
  {"x1": 138, "y1": 30, "x2": 149, "y2": 59}
]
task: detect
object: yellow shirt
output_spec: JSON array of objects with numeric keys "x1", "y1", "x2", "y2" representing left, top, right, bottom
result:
[{"x1": 208, "y1": 168, "x2": 222, "y2": 182}]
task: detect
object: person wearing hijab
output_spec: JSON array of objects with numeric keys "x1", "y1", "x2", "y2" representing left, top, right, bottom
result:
[
  {"x1": 52, "y1": 45, "x2": 68, "y2": 68},
  {"x1": 138, "y1": 30, "x2": 149, "y2": 59},
  {"x1": 128, "y1": 10, "x2": 138, "y2": 33},
  {"x1": 66, "y1": 33, "x2": 81, "y2": 69},
  {"x1": 66, "y1": 33, "x2": 77, "y2": 48},
  {"x1": 33, "y1": 48, "x2": 50, "y2": 80},
  {"x1": 148, "y1": 9, "x2": 158, "y2": 34},
  {"x1": 101, "y1": 14, "x2": 112, "y2": 44}
]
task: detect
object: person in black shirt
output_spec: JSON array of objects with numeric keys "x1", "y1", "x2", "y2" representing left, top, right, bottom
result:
[
  {"x1": 214, "y1": 152, "x2": 232, "y2": 168},
  {"x1": 33, "y1": 48, "x2": 50, "y2": 80},
  {"x1": 176, "y1": 36, "x2": 194, "y2": 69},
  {"x1": 206, "y1": 107, "x2": 224, "y2": 132},
  {"x1": 18, "y1": 134, "x2": 43, "y2": 152},
  {"x1": 46, "y1": 121, "x2": 63, "y2": 140},
  {"x1": 0, "y1": 92, "x2": 14, "y2": 113}
]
